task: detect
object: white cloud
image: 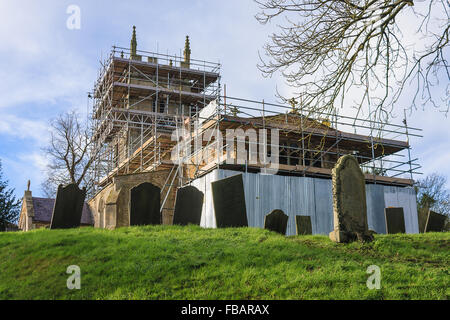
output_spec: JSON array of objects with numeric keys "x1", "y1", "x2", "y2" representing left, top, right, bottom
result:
[
  {"x1": 0, "y1": 114, "x2": 50, "y2": 145},
  {"x1": 19, "y1": 152, "x2": 49, "y2": 172},
  {"x1": 1, "y1": 152, "x2": 48, "y2": 197},
  {"x1": 0, "y1": 1, "x2": 95, "y2": 110}
]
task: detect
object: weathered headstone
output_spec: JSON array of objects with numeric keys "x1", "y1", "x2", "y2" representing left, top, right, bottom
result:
[
  {"x1": 329, "y1": 155, "x2": 374, "y2": 243},
  {"x1": 425, "y1": 210, "x2": 447, "y2": 233},
  {"x1": 129, "y1": 182, "x2": 161, "y2": 226},
  {"x1": 295, "y1": 215, "x2": 312, "y2": 235},
  {"x1": 50, "y1": 183, "x2": 86, "y2": 229},
  {"x1": 212, "y1": 174, "x2": 248, "y2": 228},
  {"x1": 385, "y1": 207, "x2": 406, "y2": 234},
  {"x1": 264, "y1": 209, "x2": 288, "y2": 235},
  {"x1": 173, "y1": 186, "x2": 204, "y2": 225}
]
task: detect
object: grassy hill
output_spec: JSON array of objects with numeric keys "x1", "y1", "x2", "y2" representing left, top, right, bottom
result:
[{"x1": 0, "y1": 226, "x2": 448, "y2": 300}]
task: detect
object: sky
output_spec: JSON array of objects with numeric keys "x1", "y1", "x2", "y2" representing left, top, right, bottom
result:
[{"x1": 0, "y1": 0, "x2": 448, "y2": 200}]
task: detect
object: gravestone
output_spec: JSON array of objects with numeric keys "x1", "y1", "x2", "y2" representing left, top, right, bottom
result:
[
  {"x1": 295, "y1": 215, "x2": 312, "y2": 235},
  {"x1": 425, "y1": 210, "x2": 447, "y2": 232},
  {"x1": 329, "y1": 155, "x2": 374, "y2": 243},
  {"x1": 417, "y1": 207, "x2": 429, "y2": 233},
  {"x1": 385, "y1": 207, "x2": 406, "y2": 234},
  {"x1": 211, "y1": 174, "x2": 248, "y2": 228},
  {"x1": 129, "y1": 182, "x2": 161, "y2": 226},
  {"x1": 173, "y1": 186, "x2": 204, "y2": 225},
  {"x1": 50, "y1": 183, "x2": 86, "y2": 229},
  {"x1": 264, "y1": 209, "x2": 288, "y2": 235}
]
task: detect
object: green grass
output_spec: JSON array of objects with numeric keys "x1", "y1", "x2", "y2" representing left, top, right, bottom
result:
[{"x1": 0, "y1": 226, "x2": 448, "y2": 300}]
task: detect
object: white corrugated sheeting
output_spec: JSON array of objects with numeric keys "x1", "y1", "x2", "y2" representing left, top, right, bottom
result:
[
  {"x1": 191, "y1": 169, "x2": 419, "y2": 235},
  {"x1": 383, "y1": 185, "x2": 419, "y2": 234},
  {"x1": 366, "y1": 184, "x2": 387, "y2": 234}
]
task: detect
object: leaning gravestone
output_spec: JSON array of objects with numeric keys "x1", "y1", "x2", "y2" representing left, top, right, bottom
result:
[
  {"x1": 50, "y1": 183, "x2": 86, "y2": 229},
  {"x1": 173, "y1": 186, "x2": 204, "y2": 225},
  {"x1": 129, "y1": 182, "x2": 161, "y2": 226},
  {"x1": 264, "y1": 209, "x2": 288, "y2": 235},
  {"x1": 385, "y1": 207, "x2": 406, "y2": 234},
  {"x1": 295, "y1": 215, "x2": 312, "y2": 235},
  {"x1": 425, "y1": 210, "x2": 447, "y2": 233},
  {"x1": 211, "y1": 174, "x2": 248, "y2": 228},
  {"x1": 329, "y1": 155, "x2": 374, "y2": 243}
]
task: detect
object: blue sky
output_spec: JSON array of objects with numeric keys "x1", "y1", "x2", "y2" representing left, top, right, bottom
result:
[{"x1": 0, "y1": 0, "x2": 448, "y2": 199}]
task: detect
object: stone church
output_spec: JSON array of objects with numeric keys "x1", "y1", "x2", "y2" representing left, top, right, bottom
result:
[{"x1": 18, "y1": 182, "x2": 93, "y2": 231}]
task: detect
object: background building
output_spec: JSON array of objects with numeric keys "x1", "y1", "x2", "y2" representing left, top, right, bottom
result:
[{"x1": 18, "y1": 183, "x2": 93, "y2": 231}]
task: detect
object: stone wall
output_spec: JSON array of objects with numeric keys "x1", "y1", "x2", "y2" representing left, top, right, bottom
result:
[
  {"x1": 18, "y1": 190, "x2": 34, "y2": 231},
  {"x1": 88, "y1": 169, "x2": 177, "y2": 229}
]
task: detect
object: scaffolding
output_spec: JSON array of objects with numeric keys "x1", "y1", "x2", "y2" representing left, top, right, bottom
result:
[
  {"x1": 169, "y1": 95, "x2": 422, "y2": 188},
  {"x1": 91, "y1": 43, "x2": 221, "y2": 195},
  {"x1": 90, "y1": 41, "x2": 422, "y2": 211}
]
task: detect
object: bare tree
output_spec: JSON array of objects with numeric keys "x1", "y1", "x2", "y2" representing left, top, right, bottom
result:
[
  {"x1": 415, "y1": 172, "x2": 450, "y2": 231},
  {"x1": 255, "y1": 0, "x2": 449, "y2": 126},
  {"x1": 416, "y1": 173, "x2": 450, "y2": 214},
  {"x1": 42, "y1": 111, "x2": 97, "y2": 198}
]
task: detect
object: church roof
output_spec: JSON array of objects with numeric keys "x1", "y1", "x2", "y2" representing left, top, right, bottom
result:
[{"x1": 32, "y1": 197, "x2": 94, "y2": 225}]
